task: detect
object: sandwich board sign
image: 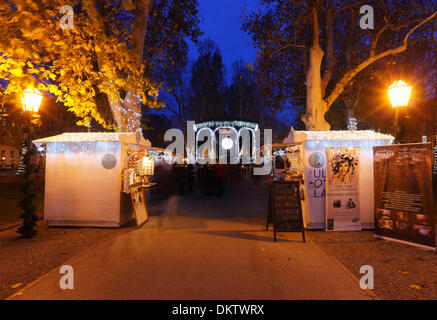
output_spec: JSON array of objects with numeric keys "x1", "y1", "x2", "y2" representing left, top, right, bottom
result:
[{"x1": 268, "y1": 180, "x2": 305, "y2": 242}]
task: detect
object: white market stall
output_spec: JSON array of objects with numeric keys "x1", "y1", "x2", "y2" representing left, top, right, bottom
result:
[
  {"x1": 33, "y1": 130, "x2": 151, "y2": 227},
  {"x1": 283, "y1": 129, "x2": 394, "y2": 229}
]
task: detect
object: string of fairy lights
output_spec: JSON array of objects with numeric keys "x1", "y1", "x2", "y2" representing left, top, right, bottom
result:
[
  {"x1": 111, "y1": 94, "x2": 142, "y2": 132},
  {"x1": 33, "y1": 132, "x2": 141, "y2": 155},
  {"x1": 193, "y1": 120, "x2": 259, "y2": 132},
  {"x1": 347, "y1": 116, "x2": 358, "y2": 131}
]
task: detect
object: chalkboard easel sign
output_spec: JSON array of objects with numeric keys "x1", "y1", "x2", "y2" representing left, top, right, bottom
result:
[{"x1": 267, "y1": 181, "x2": 305, "y2": 242}]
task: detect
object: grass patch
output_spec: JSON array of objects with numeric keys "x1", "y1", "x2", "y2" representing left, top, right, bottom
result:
[{"x1": 0, "y1": 180, "x2": 44, "y2": 227}]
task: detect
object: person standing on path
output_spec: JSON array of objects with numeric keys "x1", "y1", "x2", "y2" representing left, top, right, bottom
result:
[
  {"x1": 194, "y1": 164, "x2": 202, "y2": 200},
  {"x1": 200, "y1": 163, "x2": 209, "y2": 196},
  {"x1": 215, "y1": 164, "x2": 225, "y2": 196}
]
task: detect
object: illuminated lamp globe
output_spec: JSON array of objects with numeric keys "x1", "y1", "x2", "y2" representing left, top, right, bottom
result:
[
  {"x1": 388, "y1": 80, "x2": 412, "y2": 108},
  {"x1": 221, "y1": 137, "x2": 233, "y2": 150},
  {"x1": 21, "y1": 88, "x2": 43, "y2": 113}
]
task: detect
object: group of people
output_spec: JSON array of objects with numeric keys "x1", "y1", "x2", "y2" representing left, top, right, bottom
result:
[{"x1": 171, "y1": 163, "x2": 227, "y2": 198}]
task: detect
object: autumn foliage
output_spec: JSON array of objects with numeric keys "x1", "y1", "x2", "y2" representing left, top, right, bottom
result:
[{"x1": 0, "y1": 0, "x2": 161, "y2": 131}]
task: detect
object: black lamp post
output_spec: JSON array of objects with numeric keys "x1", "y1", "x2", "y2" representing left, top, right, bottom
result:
[
  {"x1": 16, "y1": 88, "x2": 43, "y2": 238},
  {"x1": 388, "y1": 80, "x2": 412, "y2": 143}
]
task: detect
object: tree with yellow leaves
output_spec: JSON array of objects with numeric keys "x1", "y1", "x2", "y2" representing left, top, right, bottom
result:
[{"x1": 0, "y1": 0, "x2": 200, "y2": 132}]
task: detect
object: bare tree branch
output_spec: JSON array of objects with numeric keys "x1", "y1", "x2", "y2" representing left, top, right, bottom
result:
[
  {"x1": 271, "y1": 43, "x2": 306, "y2": 56},
  {"x1": 326, "y1": 10, "x2": 437, "y2": 109},
  {"x1": 370, "y1": 19, "x2": 424, "y2": 56},
  {"x1": 334, "y1": 0, "x2": 366, "y2": 16}
]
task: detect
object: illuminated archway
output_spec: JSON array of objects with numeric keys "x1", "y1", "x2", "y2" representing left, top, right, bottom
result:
[{"x1": 194, "y1": 118, "x2": 258, "y2": 164}]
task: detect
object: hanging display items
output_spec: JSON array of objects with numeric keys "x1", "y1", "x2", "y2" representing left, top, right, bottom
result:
[
  {"x1": 122, "y1": 147, "x2": 156, "y2": 226},
  {"x1": 140, "y1": 156, "x2": 154, "y2": 176},
  {"x1": 284, "y1": 145, "x2": 303, "y2": 178},
  {"x1": 374, "y1": 143, "x2": 435, "y2": 248},
  {"x1": 269, "y1": 143, "x2": 303, "y2": 181},
  {"x1": 325, "y1": 147, "x2": 361, "y2": 231},
  {"x1": 148, "y1": 149, "x2": 172, "y2": 164}
]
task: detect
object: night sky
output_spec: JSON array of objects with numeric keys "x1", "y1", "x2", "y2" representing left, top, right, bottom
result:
[
  {"x1": 157, "y1": 0, "x2": 295, "y2": 127},
  {"x1": 188, "y1": 0, "x2": 261, "y2": 81},
  {"x1": 188, "y1": 0, "x2": 294, "y2": 126}
]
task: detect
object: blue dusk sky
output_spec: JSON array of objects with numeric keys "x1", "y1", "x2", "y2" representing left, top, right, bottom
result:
[
  {"x1": 188, "y1": 0, "x2": 262, "y2": 82},
  {"x1": 186, "y1": 0, "x2": 295, "y2": 126},
  {"x1": 156, "y1": 0, "x2": 296, "y2": 127}
]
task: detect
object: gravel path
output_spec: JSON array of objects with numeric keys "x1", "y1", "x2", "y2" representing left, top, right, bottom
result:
[
  {"x1": 309, "y1": 231, "x2": 437, "y2": 300},
  {"x1": 2, "y1": 179, "x2": 437, "y2": 300},
  {"x1": 0, "y1": 220, "x2": 135, "y2": 299}
]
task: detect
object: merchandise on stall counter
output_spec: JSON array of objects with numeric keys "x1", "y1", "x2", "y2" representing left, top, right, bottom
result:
[
  {"x1": 267, "y1": 143, "x2": 304, "y2": 181},
  {"x1": 141, "y1": 156, "x2": 154, "y2": 176},
  {"x1": 136, "y1": 156, "x2": 154, "y2": 176},
  {"x1": 122, "y1": 168, "x2": 134, "y2": 193},
  {"x1": 123, "y1": 148, "x2": 155, "y2": 227},
  {"x1": 123, "y1": 148, "x2": 157, "y2": 193},
  {"x1": 284, "y1": 145, "x2": 303, "y2": 178}
]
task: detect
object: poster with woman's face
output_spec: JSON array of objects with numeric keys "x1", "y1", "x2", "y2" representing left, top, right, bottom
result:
[
  {"x1": 325, "y1": 147, "x2": 361, "y2": 231},
  {"x1": 327, "y1": 149, "x2": 359, "y2": 187}
]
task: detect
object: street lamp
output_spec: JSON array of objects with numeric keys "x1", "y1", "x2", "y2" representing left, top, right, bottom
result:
[
  {"x1": 388, "y1": 80, "x2": 412, "y2": 141},
  {"x1": 21, "y1": 88, "x2": 43, "y2": 113},
  {"x1": 388, "y1": 80, "x2": 412, "y2": 108},
  {"x1": 17, "y1": 87, "x2": 43, "y2": 238}
]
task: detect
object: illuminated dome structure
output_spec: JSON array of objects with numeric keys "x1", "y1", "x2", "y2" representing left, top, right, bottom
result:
[{"x1": 193, "y1": 117, "x2": 259, "y2": 164}]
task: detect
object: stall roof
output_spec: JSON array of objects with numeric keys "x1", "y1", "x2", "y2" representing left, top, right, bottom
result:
[
  {"x1": 33, "y1": 129, "x2": 151, "y2": 147},
  {"x1": 284, "y1": 130, "x2": 394, "y2": 143}
]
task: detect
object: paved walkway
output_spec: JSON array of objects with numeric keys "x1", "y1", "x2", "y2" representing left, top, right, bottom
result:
[{"x1": 9, "y1": 181, "x2": 371, "y2": 300}]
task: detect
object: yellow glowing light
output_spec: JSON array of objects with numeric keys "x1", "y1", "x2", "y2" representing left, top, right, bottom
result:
[
  {"x1": 21, "y1": 88, "x2": 43, "y2": 113},
  {"x1": 141, "y1": 156, "x2": 154, "y2": 176},
  {"x1": 388, "y1": 80, "x2": 412, "y2": 108}
]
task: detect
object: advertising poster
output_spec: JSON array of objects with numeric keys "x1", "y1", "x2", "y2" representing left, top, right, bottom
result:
[
  {"x1": 130, "y1": 183, "x2": 149, "y2": 226},
  {"x1": 325, "y1": 147, "x2": 361, "y2": 231},
  {"x1": 374, "y1": 143, "x2": 436, "y2": 248}
]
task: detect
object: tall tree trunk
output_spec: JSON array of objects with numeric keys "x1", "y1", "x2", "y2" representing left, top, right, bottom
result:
[
  {"x1": 124, "y1": 0, "x2": 152, "y2": 131},
  {"x1": 302, "y1": 4, "x2": 331, "y2": 130},
  {"x1": 84, "y1": 0, "x2": 152, "y2": 132}
]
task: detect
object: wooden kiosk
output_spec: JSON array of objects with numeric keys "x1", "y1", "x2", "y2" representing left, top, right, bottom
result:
[{"x1": 33, "y1": 130, "x2": 151, "y2": 227}]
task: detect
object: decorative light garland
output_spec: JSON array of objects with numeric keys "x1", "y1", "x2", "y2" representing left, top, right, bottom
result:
[
  {"x1": 347, "y1": 117, "x2": 358, "y2": 131},
  {"x1": 194, "y1": 120, "x2": 259, "y2": 132},
  {"x1": 46, "y1": 141, "x2": 119, "y2": 154},
  {"x1": 293, "y1": 130, "x2": 393, "y2": 141},
  {"x1": 111, "y1": 95, "x2": 143, "y2": 132},
  {"x1": 34, "y1": 132, "x2": 129, "y2": 143}
]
